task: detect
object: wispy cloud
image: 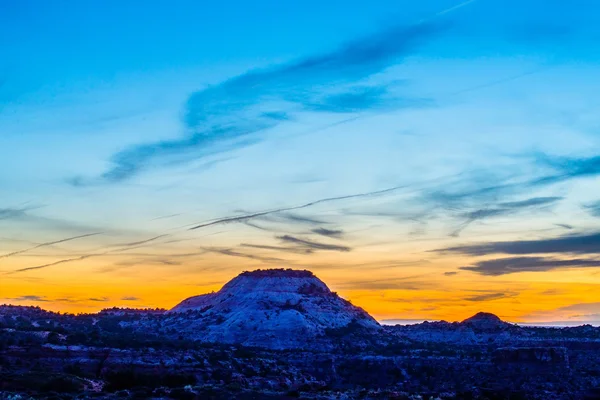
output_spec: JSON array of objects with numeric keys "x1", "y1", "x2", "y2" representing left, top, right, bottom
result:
[
  {"x1": 240, "y1": 243, "x2": 314, "y2": 255},
  {"x1": 555, "y1": 223, "x2": 574, "y2": 230},
  {"x1": 585, "y1": 201, "x2": 600, "y2": 217},
  {"x1": 534, "y1": 154, "x2": 600, "y2": 186},
  {"x1": 0, "y1": 232, "x2": 102, "y2": 259},
  {"x1": 239, "y1": 213, "x2": 330, "y2": 233},
  {"x1": 203, "y1": 247, "x2": 286, "y2": 264},
  {"x1": 98, "y1": 126, "x2": 264, "y2": 183},
  {"x1": 572, "y1": 313, "x2": 600, "y2": 319},
  {"x1": 276, "y1": 213, "x2": 329, "y2": 226},
  {"x1": 121, "y1": 296, "x2": 139, "y2": 301},
  {"x1": 409, "y1": 165, "x2": 569, "y2": 236},
  {"x1": 7, "y1": 295, "x2": 49, "y2": 302},
  {"x1": 8, "y1": 254, "x2": 95, "y2": 274},
  {"x1": 109, "y1": 234, "x2": 169, "y2": 247},
  {"x1": 423, "y1": 174, "x2": 516, "y2": 210},
  {"x1": 115, "y1": 257, "x2": 182, "y2": 267},
  {"x1": 449, "y1": 196, "x2": 562, "y2": 237},
  {"x1": 303, "y1": 85, "x2": 391, "y2": 113},
  {"x1": 0, "y1": 206, "x2": 32, "y2": 221},
  {"x1": 312, "y1": 228, "x2": 344, "y2": 239},
  {"x1": 90, "y1": 22, "x2": 444, "y2": 182},
  {"x1": 88, "y1": 297, "x2": 109, "y2": 302},
  {"x1": 301, "y1": 258, "x2": 430, "y2": 272},
  {"x1": 337, "y1": 273, "x2": 433, "y2": 290},
  {"x1": 277, "y1": 235, "x2": 351, "y2": 252},
  {"x1": 150, "y1": 213, "x2": 182, "y2": 221},
  {"x1": 415, "y1": 151, "x2": 600, "y2": 236},
  {"x1": 242, "y1": 221, "x2": 273, "y2": 232},
  {"x1": 525, "y1": 302, "x2": 600, "y2": 323},
  {"x1": 540, "y1": 289, "x2": 562, "y2": 296},
  {"x1": 260, "y1": 111, "x2": 291, "y2": 121},
  {"x1": 461, "y1": 256, "x2": 600, "y2": 276},
  {"x1": 464, "y1": 292, "x2": 517, "y2": 301},
  {"x1": 54, "y1": 298, "x2": 78, "y2": 303},
  {"x1": 5, "y1": 234, "x2": 179, "y2": 274},
  {"x1": 189, "y1": 183, "x2": 408, "y2": 230},
  {"x1": 449, "y1": 208, "x2": 515, "y2": 237},
  {"x1": 0, "y1": 204, "x2": 110, "y2": 234},
  {"x1": 303, "y1": 85, "x2": 432, "y2": 114},
  {"x1": 500, "y1": 196, "x2": 563, "y2": 209}
]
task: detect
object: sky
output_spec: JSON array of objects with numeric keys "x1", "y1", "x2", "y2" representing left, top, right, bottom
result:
[{"x1": 1, "y1": 0, "x2": 600, "y2": 325}]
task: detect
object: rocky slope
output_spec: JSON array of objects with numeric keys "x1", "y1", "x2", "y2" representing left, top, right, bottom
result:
[
  {"x1": 2, "y1": 305, "x2": 600, "y2": 400},
  {"x1": 385, "y1": 312, "x2": 526, "y2": 345},
  {"x1": 166, "y1": 269, "x2": 381, "y2": 349},
  {"x1": 2, "y1": 269, "x2": 600, "y2": 399}
]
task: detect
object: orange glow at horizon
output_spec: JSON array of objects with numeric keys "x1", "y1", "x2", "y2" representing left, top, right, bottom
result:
[{"x1": 2, "y1": 250, "x2": 599, "y2": 324}]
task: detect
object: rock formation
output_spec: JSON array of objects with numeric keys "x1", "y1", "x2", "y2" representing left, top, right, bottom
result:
[{"x1": 168, "y1": 268, "x2": 380, "y2": 349}]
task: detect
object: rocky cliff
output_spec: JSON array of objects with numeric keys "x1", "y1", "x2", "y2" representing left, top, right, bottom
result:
[{"x1": 167, "y1": 268, "x2": 380, "y2": 349}]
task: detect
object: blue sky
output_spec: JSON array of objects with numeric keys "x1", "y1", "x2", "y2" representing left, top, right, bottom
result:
[{"x1": 1, "y1": 0, "x2": 600, "y2": 323}]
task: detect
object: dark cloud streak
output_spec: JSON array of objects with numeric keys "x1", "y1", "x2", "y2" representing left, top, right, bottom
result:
[
  {"x1": 438, "y1": 232, "x2": 600, "y2": 256},
  {"x1": 6, "y1": 295, "x2": 48, "y2": 302},
  {"x1": 277, "y1": 235, "x2": 351, "y2": 252},
  {"x1": 312, "y1": 228, "x2": 344, "y2": 238},
  {"x1": 461, "y1": 256, "x2": 600, "y2": 276},
  {"x1": 88, "y1": 297, "x2": 109, "y2": 302},
  {"x1": 241, "y1": 243, "x2": 314, "y2": 255},
  {"x1": 464, "y1": 292, "x2": 515, "y2": 301}
]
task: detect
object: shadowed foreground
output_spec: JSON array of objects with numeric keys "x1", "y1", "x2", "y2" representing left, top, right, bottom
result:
[{"x1": 1, "y1": 270, "x2": 600, "y2": 399}]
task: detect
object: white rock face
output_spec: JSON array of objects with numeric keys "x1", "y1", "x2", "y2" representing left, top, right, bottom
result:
[{"x1": 169, "y1": 269, "x2": 380, "y2": 349}]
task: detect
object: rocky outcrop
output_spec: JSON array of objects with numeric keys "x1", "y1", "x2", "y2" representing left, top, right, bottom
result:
[
  {"x1": 167, "y1": 268, "x2": 380, "y2": 349},
  {"x1": 386, "y1": 313, "x2": 522, "y2": 345},
  {"x1": 461, "y1": 312, "x2": 514, "y2": 331}
]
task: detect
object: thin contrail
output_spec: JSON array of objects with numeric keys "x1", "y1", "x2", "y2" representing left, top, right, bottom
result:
[
  {"x1": 150, "y1": 213, "x2": 182, "y2": 221},
  {"x1": 0, "y1": 232, "x2": 103, "y2": 259},
  {"x1": 5, "y1": 234, "x2": 172, "y2": 274},
  {"x1": 418, "y1": 0, "x2": 479, "y2": 24},
  {"x1": 187, "y1": 172, "x2": 467, "y2": 231},
  {"x1": 188, "y1": 184, "x2": 409, "y2": 230},
  {"x1": 109, "y1": 234, "x2": 169, "y2": 247},
  {"x1": 9, "y1": 255, "x2": 95, "y2": 274},
  {"x1": 449, "y1": 66, "x2": 550, "y2": 97}
]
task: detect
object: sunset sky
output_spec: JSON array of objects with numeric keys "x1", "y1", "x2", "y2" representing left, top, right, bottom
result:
[{"x1": 1, "y1": 0, "x2": 599, "y2": 324}]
